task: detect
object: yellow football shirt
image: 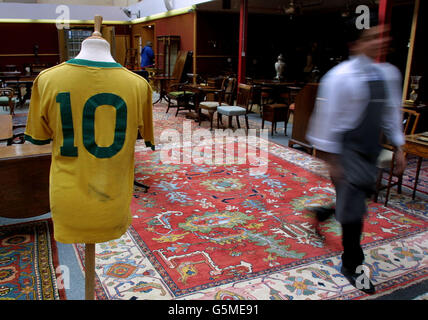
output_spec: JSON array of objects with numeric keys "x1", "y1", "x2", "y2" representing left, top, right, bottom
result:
[{"x1": 25, "y1": 59, "x2": 154, "y2": 244}]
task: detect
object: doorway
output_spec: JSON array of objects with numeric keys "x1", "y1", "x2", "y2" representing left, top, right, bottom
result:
[{"x1": 134, "y1": 24, "x2": 155, "y2": 68}]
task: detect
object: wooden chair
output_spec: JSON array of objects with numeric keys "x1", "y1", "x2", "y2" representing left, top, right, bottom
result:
[
  {"x1": 184, "y1": 85, "x2": 206, "y2": 122},
  {"x1": 261, "y1": 103, "x2": 289, "y2": 136},
  {"x1": 374, "y1": 108, "x2": 420, "y2": 206},
  {"x1": 143, "y1": 67, "x2": 159, "y2": 91},
  {"x1": 0, "y1": 87, "x2": 16, "y2": 115},
  {"x1": 248, "y1": 84, "x2": 262, "y2": 114},
  {"x1": 199, "y1": 76, "x2": 237, "y2": 130},
  {"x1": 244, "y1": 78, "x2": 267, "y2": 116},
  {"x1": 164, "y1": 51, "x2": 194, "y2": 115},
  {"x1": 284, "y1": 86, "x2": 302, "y2": 126},
  {"x1": 167, "y1": 82, "x2": 195, "y2": 116},
  {"x1": 217, "y1": 83, "x2": 253, "y2": 131}
]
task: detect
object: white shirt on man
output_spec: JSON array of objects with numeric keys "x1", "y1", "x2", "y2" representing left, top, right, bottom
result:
[{"x1": 306, "y1": 54, "x2": 405, "y2": 155}]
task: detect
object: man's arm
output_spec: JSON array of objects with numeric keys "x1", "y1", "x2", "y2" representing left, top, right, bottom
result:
[{"x1": 378, "y1": 64, "x2": 406, "y2": 175}]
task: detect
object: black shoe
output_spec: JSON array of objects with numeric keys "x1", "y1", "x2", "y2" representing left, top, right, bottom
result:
[
  {"x1": 341, "y1": 266, "x2": 376, "y2": 295},
  {"x1": 308, "y1": 206, "x2": 334, "y2": 238},
  {"x1": 310, "y1": 206, "x2": 335, "y2": 222}
]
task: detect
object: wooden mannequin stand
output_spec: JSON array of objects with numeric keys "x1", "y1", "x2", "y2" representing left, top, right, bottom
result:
[
  {"x1": 81, "y1": 15, "x2": 105, "y2": 301},
  {"x1": 85, "y1": 243, "x2": 96, "y2": 300}
]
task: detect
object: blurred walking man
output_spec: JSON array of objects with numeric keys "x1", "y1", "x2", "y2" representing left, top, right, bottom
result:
[{"x1": 306, "y1": 25, "x2": 406, "y2": 294}]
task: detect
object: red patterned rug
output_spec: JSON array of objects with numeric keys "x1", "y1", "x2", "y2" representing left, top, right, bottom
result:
[
  {"x1": 154, "y1": 101, "x2": 428, "y2": 195},
  {"x1": 128, "y1": 141, "x2": 428, "y2": 297},
  {"x1": 70, "y1": 102, "x2": 428, "y2": 300},
  {"x1": 0, "y1": 219, "x2": 66, "y2": 300},
  {"x1": 72, "y1": 140, "x2": 428, "y2": 300}
]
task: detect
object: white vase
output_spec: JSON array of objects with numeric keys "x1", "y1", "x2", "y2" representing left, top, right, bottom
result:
[{"x1": 275, "y1": 54, "x2": 285, "y2": 80}]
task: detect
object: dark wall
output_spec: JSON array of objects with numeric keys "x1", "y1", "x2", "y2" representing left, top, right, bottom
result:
[
  {"x1": 196, "y1": 10, "x2": 361, "y2": 80},
  {"x1": 410, "y1": 0, "x2": 427, "y2": 104},
  {"x1": 196, "y1": 11, "x2": 239, "y2": 76},
  {"x1": 246, "y1": 11, "x2": 363, "y2": 81},
  {"x1": 388, "y1": 3, "x2": 415, "y2": 80},
  {"x1": 0, "y1": 23, "x2": 60, "y2": 70},
  {"x1": 196, "y1": 4, "x2": 415, "y2": 83},
  {"x1": 156, "y1": 12, "x2": 195, "y2": 51},
  {"x1": 0, "y1": 22, "x2": 131, "y2": 72}
]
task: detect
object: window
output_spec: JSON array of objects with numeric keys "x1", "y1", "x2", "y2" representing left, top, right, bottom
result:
[{"x1": 66, "y1": 29, "x2": 92, "y2": 59}]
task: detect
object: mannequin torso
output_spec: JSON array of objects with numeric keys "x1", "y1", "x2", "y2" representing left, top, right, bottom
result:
[{"x1": 74, "y1": 38, "x2": 115, "y2": 63}]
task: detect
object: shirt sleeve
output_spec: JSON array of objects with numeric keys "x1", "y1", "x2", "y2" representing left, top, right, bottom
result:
[
  {"x1": 24, "y1": 76, "x2": 52, "y2": 145},
  {"x1": 138, "y1": 81, "x2": 155, "y2": 150},
  {"x1": 306, "y1": 71, "x2": 354, "y2": 154},
  {"x1": 378, "y1": 64, "x2": 405, "y2": 147}
]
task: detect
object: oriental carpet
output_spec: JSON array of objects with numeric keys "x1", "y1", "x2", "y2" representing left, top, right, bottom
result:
[
  {"x1": 154, "y1": 102, "x2": 427, "y2": 195},
  {"x1": 0, "y1": 219, "x2": 66, "y2": 300},
  {"x1": 73, "y1": 139, "x2": 428, "y2": 300}
]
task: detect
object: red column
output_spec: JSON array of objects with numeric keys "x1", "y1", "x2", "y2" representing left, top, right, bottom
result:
[
  {"x1": 377, "y1": 0, "x2": 392, "y2": 62},
  {"x1": 237, "y1": 0, "x2": 248, "y2": 85}
]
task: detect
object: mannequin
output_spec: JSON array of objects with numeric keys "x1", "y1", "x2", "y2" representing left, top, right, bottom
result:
[
  {"x1": 74, "y1": 16, "x2": 115, "y2": 63},
  {"x1": 74, "y1": 38, "x2": 115, "y2": 62}
]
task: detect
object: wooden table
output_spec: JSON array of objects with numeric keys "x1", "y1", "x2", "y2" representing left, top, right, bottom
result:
[
  {"x1": 152, "y1": 75, "x2": 176, "y2": 104},
  {"x1": 403, "y1": 133, "x2": 428, "y2": 199},
  {"x1": 0, "y1": 143, "x2": 52, "y2": 218},
  {"x1": 287, "y1": 86, "x2": 303, "y2": 104},
  {"x1": 252, "y1": 80, "x2": 302, "y2": 104},
  {"x1": 5, "y1": 75, "x2": 37, "y2": 107},
  {"x1": 182, "y1": 84, "x2": 221, "y2": 123},
  {"x1": 1, "y1": 72, "x2": 36, "y2": 109},
  {"x1": 402, "y1": 103, "x2": 428, "y2": 133},
  {"x1": 252, "y1": 79, "x2": 294, "y2": 87},
  {"x1": 0, "y1": 71, "x2": 22, "y2": 84}
]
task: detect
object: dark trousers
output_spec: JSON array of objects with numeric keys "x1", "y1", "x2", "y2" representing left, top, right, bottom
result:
[
  {"x1": 330, "y1": 174, "x2": 365, "y2": 273},
  {"x1": 341, "y1": 221, "x2": 364, "y2": 272}
]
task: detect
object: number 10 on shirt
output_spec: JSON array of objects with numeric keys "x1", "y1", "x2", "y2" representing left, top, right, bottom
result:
[{"x1": 56, "y1": 92, "x2": 128, "y2": 159}]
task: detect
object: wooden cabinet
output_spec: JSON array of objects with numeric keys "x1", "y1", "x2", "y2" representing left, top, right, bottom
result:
[{"x1": 156, "y1": 35, "x2": 180, "y2": 76}]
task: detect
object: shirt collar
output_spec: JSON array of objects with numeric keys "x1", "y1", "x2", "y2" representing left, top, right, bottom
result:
[
  {"x1": 66, "y1": 59, "x2": 122, "y2": 68},
  {"x1": 350, "y1": 54, "x2": 375, "y2": 66},
  {"x1": 350, "y1": 55, "x2": 383, "y2": 80}
]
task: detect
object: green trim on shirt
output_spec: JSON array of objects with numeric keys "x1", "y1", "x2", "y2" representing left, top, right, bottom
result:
[
  {"x1": 24, "y1": 134, "x2": 52, "y2": 145},
  {"x1": 66, "y1": 59, "x2": 122, "y2": 68}
]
